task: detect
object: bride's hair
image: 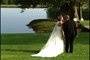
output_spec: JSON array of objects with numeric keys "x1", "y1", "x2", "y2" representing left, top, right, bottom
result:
[
  {"x1": 57, "y1": 15, "x2": 63, "y2": 21},
  {"x1": 57, "y1": 12, "x2": 66, "y2": 21}
]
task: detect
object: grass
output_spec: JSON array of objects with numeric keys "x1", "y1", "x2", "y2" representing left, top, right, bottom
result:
[{"x1": 1, "y1": 32, "x2": 89, "y2": 60}]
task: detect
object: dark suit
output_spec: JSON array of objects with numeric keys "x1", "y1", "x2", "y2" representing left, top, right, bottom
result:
[{"x1": 62, "y1": 20, "x2": 77, "y2": 53}]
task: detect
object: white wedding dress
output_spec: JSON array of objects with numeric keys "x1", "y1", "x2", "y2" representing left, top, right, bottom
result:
[{"x1": 31, "y1": 22, "x2": 64, "y2": 57}]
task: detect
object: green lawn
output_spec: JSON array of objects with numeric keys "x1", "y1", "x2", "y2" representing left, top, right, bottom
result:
[{"x1": 1, "y1": 32, "x2": 89, "y2": 60}]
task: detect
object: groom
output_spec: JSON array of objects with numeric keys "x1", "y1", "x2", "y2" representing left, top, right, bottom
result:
[{"x1": 62, "y1": 15, "x2": 77, "y2": 53}]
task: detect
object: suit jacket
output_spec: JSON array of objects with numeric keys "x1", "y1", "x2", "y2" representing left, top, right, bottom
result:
[{"x1": 62, "y1": 20, "x2": 77, "y2": 39}]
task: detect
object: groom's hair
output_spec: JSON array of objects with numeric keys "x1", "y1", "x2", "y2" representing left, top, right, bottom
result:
[{"x1": 63, "y1": 15, "x2": 70, "y2": 20}]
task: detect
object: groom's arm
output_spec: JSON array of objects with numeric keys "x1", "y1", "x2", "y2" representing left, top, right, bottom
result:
[
  {"x1": 69, "y1": 21, "x2": 77, "y2": 37},
  {"x1": 66, "y1": 20, "x2": 77, "y2": 37},
  {"x1": 73, "y1": 21, "x2": 77, "y2": 37}
]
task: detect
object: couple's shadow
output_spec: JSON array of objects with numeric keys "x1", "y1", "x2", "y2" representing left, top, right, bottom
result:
[
  {"x1": 3, "y1": 49, "x2": 56, "y2": 60},
  {"x1": 2, "y1": 49, "x2": 39, "y2": 54}
]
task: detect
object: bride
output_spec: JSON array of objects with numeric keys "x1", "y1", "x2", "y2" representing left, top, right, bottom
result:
[{"x1": 31, "y1": 15, "x2": 65, "y2": 57}]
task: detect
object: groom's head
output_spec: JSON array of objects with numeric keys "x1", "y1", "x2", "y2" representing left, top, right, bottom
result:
[{"x1": 63, "y1": 15, "x2": 70, "y2": 22}]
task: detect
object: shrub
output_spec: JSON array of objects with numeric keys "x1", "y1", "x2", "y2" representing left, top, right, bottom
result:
[
  {"x1": 76, "y1": 21, "x2": 90, "y2": 32},
  {"x1": 26, "y1": 19, "x2": 90, "y2": 33},
  {"x1": 26, "y1": 19, "x2": 56, "y2": 33},
  {"x1": 82, "y1": 9, "x2": 90, "y2": 20},
  {"x1": 80, "y1": 25, "x2": 90, "y2": 32}
]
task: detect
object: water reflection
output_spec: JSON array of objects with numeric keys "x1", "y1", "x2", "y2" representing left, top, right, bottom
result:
[{"x1": 1, "y1": 8, "x2": 47, "y2": 33}]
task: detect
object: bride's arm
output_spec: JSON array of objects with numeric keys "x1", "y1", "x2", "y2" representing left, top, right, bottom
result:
[{"x1": 62, "y1": 30, "x2": 65, "y2": 40}]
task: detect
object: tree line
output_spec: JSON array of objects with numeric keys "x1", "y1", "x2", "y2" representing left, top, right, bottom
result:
[
  {"x1": 1, "y1": 0, "x2": 89, "y2": 20},
  {"x1": 1, "y1": 0, "x2": 16, "y2": 5}
]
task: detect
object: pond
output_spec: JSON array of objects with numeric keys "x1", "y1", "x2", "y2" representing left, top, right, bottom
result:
[{"x1": 1, "y1": 8, "x2": 47, "y2": 33}]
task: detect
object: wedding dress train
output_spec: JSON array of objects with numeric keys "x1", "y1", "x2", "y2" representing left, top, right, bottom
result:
[{"x1": 31, "y1": 22, "x2": 64, "y2": 57}]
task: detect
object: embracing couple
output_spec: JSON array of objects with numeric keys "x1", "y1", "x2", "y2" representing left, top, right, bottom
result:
[{"x1": 31, "y1": 13, "x2": 77, "y2": 57}]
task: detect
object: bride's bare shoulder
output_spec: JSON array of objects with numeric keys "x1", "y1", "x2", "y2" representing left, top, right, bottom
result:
[
  {"x1": 56, "y1": 21, "x2": 62, "y2": 26},
  {"x1": 56, "y1": 21, "x2": 60, "y2": 24}
]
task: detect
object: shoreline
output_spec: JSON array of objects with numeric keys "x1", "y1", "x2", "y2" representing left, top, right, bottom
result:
[
  {"x1": 1, "y1": 5, "x2": 47, "y2": 8},
  {"x1": 1, "y1": 5, "x2": 19, "y2": 8}
]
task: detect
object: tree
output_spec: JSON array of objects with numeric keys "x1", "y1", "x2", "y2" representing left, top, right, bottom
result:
[
  {"x1": 15, "y1": 0, "x2": 89, "y2": 32},
  {"x1": 15, "y1": 0, "x2": 89, "y2": 20},
  {"x1": 1, "y1": 0, "x2": 16, "y2": 5},
  {"x1": 73, "y1": 0, "x2": 89, "y2": 21}
]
